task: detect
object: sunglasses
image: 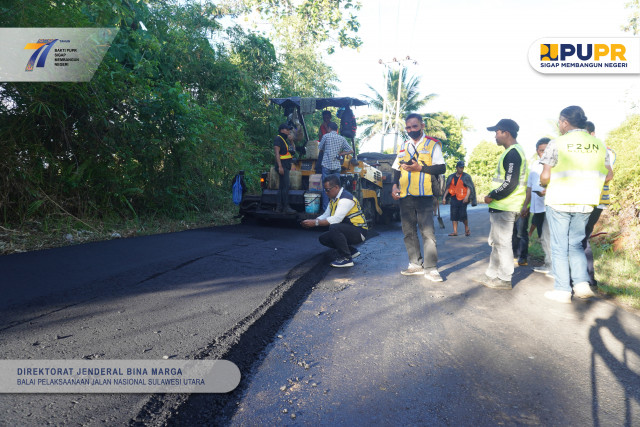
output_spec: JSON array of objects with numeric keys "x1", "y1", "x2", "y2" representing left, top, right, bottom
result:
[{"x1": 323, "y1": 186, "x2": 336, "y2": 193}]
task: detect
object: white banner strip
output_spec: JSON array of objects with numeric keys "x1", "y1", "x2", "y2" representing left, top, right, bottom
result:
[
  {"x1": 0, "y1": 360, "x2": 241, "y2": 393},
  {"x1": 528, "y1": 37, "x2": 640, "y2": 74}
]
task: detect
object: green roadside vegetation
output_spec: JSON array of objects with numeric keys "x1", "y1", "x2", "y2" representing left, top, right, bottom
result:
[
  {"x1": 588, "y1": 114, "x2": 640, "y2": 311},
  {"x1": 0, "y1": 1, "x2": 358, "y2": 250}
]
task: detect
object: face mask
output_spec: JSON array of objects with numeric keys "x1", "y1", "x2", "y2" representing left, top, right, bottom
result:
[{"x1": 408, "y1": 130, "x2": 422, "y2": 140}]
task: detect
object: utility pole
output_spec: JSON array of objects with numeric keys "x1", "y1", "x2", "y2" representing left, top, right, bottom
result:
[{"x1": 378, "y1": 56, "x2": 418, "y2": 153}]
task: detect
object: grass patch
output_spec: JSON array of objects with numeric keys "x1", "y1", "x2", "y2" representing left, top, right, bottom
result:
[
  {"x1": 0, "y1": 204, "x2": 241, "y2": 256},
  {"x1": 525, "y1": 222, "x2": 640, "y2": 311},
  {"x1": 527, "y1": 233, "x2": 545, "y2": 262},
  {"x1": 593, "y1": 244, "x2": 640, "y2": 311}
]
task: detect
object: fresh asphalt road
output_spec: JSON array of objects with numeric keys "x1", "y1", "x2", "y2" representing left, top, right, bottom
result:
[
  {"x1": 0, "y1": 222, "x2": 329, "y2": 426},
  {"x1": 222, "y1": 207, "x2": 640, "y2": 426},
  {"x1": 2, "y1": 207, "x2": 640, "y2": 426}
]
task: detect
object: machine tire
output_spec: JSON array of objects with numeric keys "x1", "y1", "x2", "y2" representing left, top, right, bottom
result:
[
  {"x1": 363, "y1": 199, "x2": 377, "y2": 228},
  {"x1": 380, "y1": 209, "x2": 393, "y2": 225}
]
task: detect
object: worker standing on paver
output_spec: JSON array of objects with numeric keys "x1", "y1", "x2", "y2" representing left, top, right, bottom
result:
[
  {"x1": 273, "y1": 123, "x2": 297, "y2": 214},
  {"x1": 318, "y1": 122, "x2": 353, "y2": 212}
]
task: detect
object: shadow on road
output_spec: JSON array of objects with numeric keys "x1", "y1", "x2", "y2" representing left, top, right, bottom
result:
[{"x1": 590, "y1": 311, "x2": 640, "y2": 427}]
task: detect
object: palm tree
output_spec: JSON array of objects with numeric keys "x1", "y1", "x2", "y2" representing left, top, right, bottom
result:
[{"x1": 360, "y1": 68, "x2": 444, "y2": 152}]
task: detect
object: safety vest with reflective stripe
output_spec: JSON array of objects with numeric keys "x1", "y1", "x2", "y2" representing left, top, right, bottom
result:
[
  {"x1": 599, "y1": 183, "x2": 611, "y2": 206},
  {"x1": 598, "y1": 147, "x2": 615, "y2": 206},
  {"x1": 545, "y1": 130, "x2": 607, "y2": 206},
  {"x1": 329, "y1": 190, "x2": 368, "y2": 229},
  {"x1": 278, "y1": 135, "x2": 293, "y2": 160},
  {"x1": 396, "y1": 136, "x2": 441, "y2": 197},
  {"x1": 489, "y1": 143, "x2": 528, "y2": 212}
]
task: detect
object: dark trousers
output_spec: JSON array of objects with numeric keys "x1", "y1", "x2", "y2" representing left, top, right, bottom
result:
[
  {"x1": 319, "y1": 223, "x2": 367, "y2": 258},
  {"x1": 450, "y1": 197, "x2": 468, "y2": 221},
  {"x1": 399, "y1": 195, "x2": 438, "y2": 269},
  {"x1": 278, "y1": 167, "x2": 290, "y2": 208},
  {"x1": 512, "y1": 213, "x2": 529, "y2": 261},
  {"x1": 582, "y1": 207, "x2": 603, "y2": 286}
]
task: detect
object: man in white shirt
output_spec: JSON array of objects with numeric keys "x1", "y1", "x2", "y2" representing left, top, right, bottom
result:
[
  {"x1": 301, "y1": 175, "x2": 368, "y2": 268},
  {"x1": 520, "y1": 137, "x2": 552, "y2": 274}
]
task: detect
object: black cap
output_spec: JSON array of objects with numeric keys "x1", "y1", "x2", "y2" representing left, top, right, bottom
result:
[
  {"x1": 456, "y1": 161, "x2": 465, "y2": 168},
  {"x1": 279, "y1": 123, "x2": 292, "y2": 131},
  {"x1": 487, "y1": 119, "x2": 519, "y2": 136}
]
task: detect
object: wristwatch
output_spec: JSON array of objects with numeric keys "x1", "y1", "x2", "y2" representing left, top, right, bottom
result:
[{"x1": 315, "y1": 219, "x2": 319, "y2": 227}]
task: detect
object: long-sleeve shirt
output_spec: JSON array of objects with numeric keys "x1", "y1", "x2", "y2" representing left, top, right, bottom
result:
[
  {"x1": 489, "y1": 148, "x2": 522, "y2": 201},
  {"x1": 316, "y1": 188, "x2": 355, "y2": 224}
]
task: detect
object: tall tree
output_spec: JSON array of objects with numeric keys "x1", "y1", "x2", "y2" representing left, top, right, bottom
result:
[
  {"x1": 359, "y1": 68, "x2": 441, "y2": 151},
  {"x1": 218, "y1": 0, "x2": 362, "y2": 53},
  {"x1": 428, "y1": 112, "x2": 468, "y2": 172},
  {"x1": 466, "y1": 140, "x2": 503, "y2": 197}
]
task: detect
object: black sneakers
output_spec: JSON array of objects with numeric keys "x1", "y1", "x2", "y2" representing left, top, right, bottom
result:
[
  {"x1": 349, "y1": 246, "x2": 360, "y2": 258},
  {"x1": 330, "y1": 257, "x2": 354, "y2": 268}
]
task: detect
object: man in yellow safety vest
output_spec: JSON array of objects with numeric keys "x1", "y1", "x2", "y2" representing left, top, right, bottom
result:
[
  {"x1": 540, "y1": 106, "x2": 612, "y2": 304},
  {"x1": 391, "y1": 113, "x2": 447, "y2": 283}
]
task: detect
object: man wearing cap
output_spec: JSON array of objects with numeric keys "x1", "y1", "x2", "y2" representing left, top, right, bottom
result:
[
  {"x1": 273, "y1": 123, "x2": 297, "y2": 214},
  {"x1": 443, "y1": 161, "x2": 477, "y2": 236},
  {"x1": 480, "y1": 119, "x2": 528, "y2": 290}
]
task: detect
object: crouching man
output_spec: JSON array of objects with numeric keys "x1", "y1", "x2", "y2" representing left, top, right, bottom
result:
[{"x1": 301, "y1": 174, "x2": 368, "y2": 267}]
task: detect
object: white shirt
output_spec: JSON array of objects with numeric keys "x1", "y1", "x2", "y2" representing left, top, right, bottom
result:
[
  {"x1": 317, "y1": 188, "x2": 355, "y2": 225},
  {"x1": 527, "y1": 159, "x2": 546, "y2": 214}
]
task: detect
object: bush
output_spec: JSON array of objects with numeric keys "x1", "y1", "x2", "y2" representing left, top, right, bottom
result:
[{"x1": 466, "y1": 140, "x2": 503, "y2": 197}]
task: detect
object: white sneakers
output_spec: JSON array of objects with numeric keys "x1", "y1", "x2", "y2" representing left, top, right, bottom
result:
[
  {"x1": 400, "y1": 265, "x2": 444, "y2": 282},
  {"x1": 425, "y1": 270, "x2": 443, "y2": 282},
  {"x1": 544, "y1": 290, "x2": 572, "y2": 304},
  {"x1": 573, "y1": 282, "x2": 597, "y2": 299},
  {"x1": 532, "y1": 266, "x2": 551, "y2": 274},
  {"x1": 544, "y1": 282, "x2": 597, "y2": 304},
  {"x1": 401, "y1": 264, "x2": 424, "y2": 276}
]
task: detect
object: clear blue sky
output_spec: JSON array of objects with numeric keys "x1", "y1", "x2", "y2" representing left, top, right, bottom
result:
[{"x1": 326, "y1": 0, "x2": 639, "y2": 156}]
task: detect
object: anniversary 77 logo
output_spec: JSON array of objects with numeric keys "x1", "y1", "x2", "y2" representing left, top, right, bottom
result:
[{"x1": 24, "y1": 39, "x2": 59, "y2": 71}]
